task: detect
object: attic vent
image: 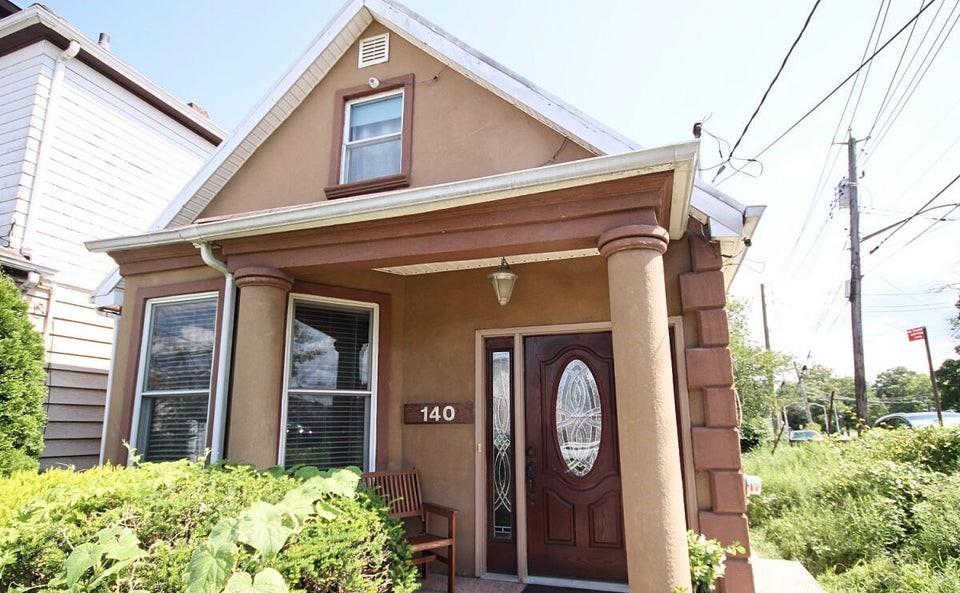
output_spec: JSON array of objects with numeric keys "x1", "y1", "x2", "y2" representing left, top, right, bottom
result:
[{"x1": 358, "y1": 33, "x2": 390, "y2": 68}]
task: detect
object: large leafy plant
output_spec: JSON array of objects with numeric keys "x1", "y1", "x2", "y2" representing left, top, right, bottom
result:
[{"x1": 183, "y1": 468, "x2": 362, "y2": 593}]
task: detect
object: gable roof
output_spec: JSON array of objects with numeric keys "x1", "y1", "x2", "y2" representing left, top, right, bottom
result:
[
  {"x1": 92, "y1": 0, "x2": 762, "y2": 302},
  {"x1": 149, "y1": 0, "x2": 641, "y2": 231}
]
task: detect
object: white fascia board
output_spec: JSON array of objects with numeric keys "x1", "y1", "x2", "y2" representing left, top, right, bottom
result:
[
  {"x1": 691, "y1": 179, "x2": 746, "y2": 236},
  {"x1": 86, "y1": 142, "x2": 699, "y2": 254},
  {"x1": 365, "y1": 0, "x2": 640, "y2": 155},
  {"x1": 92, "y1": 267, "x2": 122, "y2": 300},
  {"x1": 142, "y1": 0, "x2": 368, "y2": 234},
  {"x1": 0, "y1": 6, "x2": 225, "y2": 141}
]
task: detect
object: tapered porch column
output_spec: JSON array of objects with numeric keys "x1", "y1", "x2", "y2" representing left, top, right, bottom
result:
[
  {"x1": 226, "y1": 266, "x2": 293, "y2": 468},
  {"x1": 599, "y1": 225, "x2": 691, "y2": 593}
]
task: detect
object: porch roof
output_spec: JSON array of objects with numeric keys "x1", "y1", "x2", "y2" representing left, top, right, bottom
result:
[{"x1": 85, "y1": 142, "x2": 699, "y2": 255}]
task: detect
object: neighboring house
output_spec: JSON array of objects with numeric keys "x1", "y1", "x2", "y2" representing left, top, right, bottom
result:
[
  {"x1": 0, "y1": 4, "x2": 223, "y2": 470},
  {"x1": 87, "y1": 2, "x2": 762, "y2": 592}
]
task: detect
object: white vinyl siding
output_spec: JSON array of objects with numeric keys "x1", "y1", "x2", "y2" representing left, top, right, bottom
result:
[
  {"x1": 280, "y1": 295, "x2": 379, "y2": 471},
  {"x1": 131, "y1": 294, "x2": 218, "y2": 462},
  {"x1": 0, "y1": 43, "x2": 52, "y2": 246},
  {"x1": 0, "y1": 39, "x2": 218, "y2": 468}
]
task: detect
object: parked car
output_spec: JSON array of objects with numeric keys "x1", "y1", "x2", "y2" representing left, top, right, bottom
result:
[
  {"x1": 788, "y1": 429, "x2": 823, "y2": 444},
  {"x1": 874, "y1": 411, "x2": 960, "y2": 429}
]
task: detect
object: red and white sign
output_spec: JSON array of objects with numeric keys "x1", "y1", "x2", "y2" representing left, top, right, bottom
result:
[{"x1": 907, "y1": 326, "x2": 926, "y2": 342}]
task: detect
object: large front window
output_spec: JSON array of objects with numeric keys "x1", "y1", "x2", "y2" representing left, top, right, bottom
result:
[
  {"x1": 132, "y1": 294, "x2": 218, "y2": 462},
  {"x1": 340, "y1": 90, "x2": 403, "y2": 184},
  {"x1": 282, "y1": 297, "x2": 377, "y2": 470}
]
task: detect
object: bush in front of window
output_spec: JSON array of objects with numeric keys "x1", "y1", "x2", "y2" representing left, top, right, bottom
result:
[
  {"x1": 0, "y1": 272, "x2": 47, "y2": 475},
  {"x1": 0, "y1": 460, "x2": 418, "y2": 593}
]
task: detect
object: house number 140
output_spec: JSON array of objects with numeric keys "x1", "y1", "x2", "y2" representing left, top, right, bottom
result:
[{"x1": 420, "y1": 405, "x2": 456, "y2": 422}]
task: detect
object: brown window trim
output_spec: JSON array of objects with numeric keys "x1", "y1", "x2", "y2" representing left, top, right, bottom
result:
[
  {"x1": 324, "y1": 73, "x2": 414, "y2": 200},
  {"x1": 289, "y1": 281, "x2": 392, "y2": 470},
  {"x1": 116, "y1": 278, "x2": 226, "y2": 465}
]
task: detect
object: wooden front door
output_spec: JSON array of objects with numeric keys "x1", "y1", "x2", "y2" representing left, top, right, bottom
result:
[{"x1": 524, "y1": 332, "x2": 627, "y2": 582}]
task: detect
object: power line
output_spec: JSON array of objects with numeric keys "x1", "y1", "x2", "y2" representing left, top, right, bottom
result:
[
  {"x1": 865, "y1": 0, "x2": 960, "y2": 160},
  {"x1": 864, "y1": 0, "x2": 927, "y2": 141},
  {"x1": 867, "y1": 170, "x2": 960, "y2": 254},
  {"x1": 849, "y1": 0, "x2": 892, "y2": 128},
  {"x1": 717, "y1": 0, "x2": 938, "y2": 185},
  {"x1": 711, "y1": 0, "x2": 823, "y2": 182},
  {"x1": 779, "y1": 3, "x2": 889, "y2": 277}
]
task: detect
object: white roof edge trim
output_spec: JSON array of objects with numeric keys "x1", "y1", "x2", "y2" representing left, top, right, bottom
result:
[
  {"x1": 140, "y1": 0, "x2": 368, "y2": 235},
  {"x1": 86, "y1": 142, "x2": 699, "y2": 254},
  {"x1": 0, "y1": 6, "x2": 225, "y2": 140},
  {"x1": 366, "y1": 0, "x2": 640, "y2": 155}
]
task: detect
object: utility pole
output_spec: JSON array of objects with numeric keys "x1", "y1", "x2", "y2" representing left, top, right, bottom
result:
[
  {"x1": 795, "y1": 362, "x2": 813, "y2": 425},
  {"x1": 761, "y1": 284, "x2": 772, "y2": 350},
  {"x1": 760, "y1": 284, "x2": 782, "y2": 433},
  {"x1": 844, "y1": 130, "x2": 868, "y2": 426}
]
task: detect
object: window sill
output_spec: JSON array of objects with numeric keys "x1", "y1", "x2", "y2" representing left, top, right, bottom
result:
[{"x1": 324, "y1": 173, "x2": 409, "y2": 200}]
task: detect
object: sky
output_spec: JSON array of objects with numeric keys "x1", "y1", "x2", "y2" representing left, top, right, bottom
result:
[{"x1": 42, "y1": 0, "x2": 960, "y2": 380}]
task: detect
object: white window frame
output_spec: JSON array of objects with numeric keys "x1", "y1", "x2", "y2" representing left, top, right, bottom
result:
[
  {"x1": 278, "y1": 293, "x2": 380, "y2": 471},
  {"x1": 128, "y1": 292, "x2": 219, "y2": 464},
  {"x1": 339, "y1": 88, "x2": 405, "y2": 184}
]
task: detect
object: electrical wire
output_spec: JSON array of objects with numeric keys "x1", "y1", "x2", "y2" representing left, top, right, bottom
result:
[
  {"x1": 868, "y1": 170, "x2": 960, "y2": 254},
  {"x1": 864, "y1": 0, "x2": 927, "y2": 142},
  {"x1": 849, "y1": 0, "x2": 892, "y2": 128},
  {"x1": 780, "y1": 0, "x2": 891, "y2": 277},
  {"x1": 710, "y1": 0, "x2": 823, "y2": 182},
  {"x1": 716, "y1": 0, "x2": 937, "y2": 186},
  {"x1": 864, "y1": 0, "x2": 960, "y2": 161}
]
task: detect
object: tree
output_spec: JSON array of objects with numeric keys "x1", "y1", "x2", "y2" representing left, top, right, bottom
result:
[
  {"x1": 873, "y1": 366, "x2": 933, "y2": 413},
  {"x1": 727, "y1": 299, "x2": 790, "y2": 449},
  {"x1": 937, "y1": 359, "x2": 960, "y2": 412},
  {"x1": 0, "y1": 272, "x2": 47, "y2": 473}
]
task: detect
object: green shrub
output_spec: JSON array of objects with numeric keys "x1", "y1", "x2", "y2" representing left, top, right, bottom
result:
[
  {"x1": 911, "y1": 475, "x2": 960, "y2": 566},
  {"x1": 0, "y1": 461, "x2": 417, "y2": 593},
  {"x1": 687, "y1": 531, "x2": 743, "y2": 593},
  {"x1": 762, "y1": 493, "x2": 906, "y2": 574},
  {"x1": 739, "y1": 416, "x2": 770, "y2": 452},
  {"x1": 819, "y1": 556, "x2": 960, "y2": 593},
  {"x1": 0, "y1": 272, "x2": 47, "y2": 474}
]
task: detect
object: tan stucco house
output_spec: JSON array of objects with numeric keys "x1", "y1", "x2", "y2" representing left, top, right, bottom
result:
[{"x1": 86, "y1": 2, "x2": 764, "y2": 592}]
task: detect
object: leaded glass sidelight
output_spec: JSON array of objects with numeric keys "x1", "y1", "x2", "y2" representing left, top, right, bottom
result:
[
  {"x1": 555, "y1": 359, "x2": 602, "y2": 477},
  {"x1": 491, "y1": 350, "x2": 513, "y2": 540}
]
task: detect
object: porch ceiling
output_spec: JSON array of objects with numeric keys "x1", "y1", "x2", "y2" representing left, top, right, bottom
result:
[{"x1": 373, "y1": 248, "x2": 598, "y2": 275}]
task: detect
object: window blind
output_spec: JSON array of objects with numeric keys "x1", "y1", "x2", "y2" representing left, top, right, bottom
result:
[
  {"x1": 137, "y1": 296, "x2": 217, "y2": 462},
  {"x1": 285, "y1": 300, "x2": 374, "y2": 470}
]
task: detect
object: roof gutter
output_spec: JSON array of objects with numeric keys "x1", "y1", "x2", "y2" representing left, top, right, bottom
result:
[{"x1": 86, "y1": 142, "x2": 700, "y2": 254}]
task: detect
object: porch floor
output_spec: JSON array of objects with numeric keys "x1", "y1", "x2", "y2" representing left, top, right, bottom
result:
[{"x1": 420, "y1": 575, "x2": 611, "y2": 593}]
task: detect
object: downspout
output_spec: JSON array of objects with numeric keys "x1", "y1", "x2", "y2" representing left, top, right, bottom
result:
[
  {"x1": 19, "y1": 40, "x2": 80, "y2": 255},
  {"x1": 196, "y1": 242, "x2": 235, "y2": 463}
]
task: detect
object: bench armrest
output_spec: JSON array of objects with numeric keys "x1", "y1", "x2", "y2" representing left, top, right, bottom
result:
[{"x1": 422, "y1": 502, "x2": 458, "y2": 519}]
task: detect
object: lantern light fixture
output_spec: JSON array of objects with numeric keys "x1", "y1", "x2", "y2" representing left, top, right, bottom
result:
[{"x1": 488, "y1": 257, "x2": 518, "y2": 306}]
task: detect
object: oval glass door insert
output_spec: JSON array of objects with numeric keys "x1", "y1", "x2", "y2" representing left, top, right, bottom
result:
[{"x1": 555, "y1": 359, "x2": 602, "y2": 477}]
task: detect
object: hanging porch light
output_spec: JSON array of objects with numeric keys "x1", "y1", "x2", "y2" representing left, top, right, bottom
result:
[{"x1": 488, "y1": 257, "x2": 518, "y2": 306}]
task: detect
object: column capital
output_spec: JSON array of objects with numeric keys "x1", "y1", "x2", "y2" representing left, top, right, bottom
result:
[
  {"x1": 598, "y1": 224, "x2": 669, "y2": 258},
  {"x1": 234, "y1": 266, "x2": 293, "y2": 291}
]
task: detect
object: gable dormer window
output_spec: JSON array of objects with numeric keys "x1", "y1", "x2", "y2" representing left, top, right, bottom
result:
[
  {"x1": 342, "y1": 91, "x2": 403, "y2": 183},
  {"x1": 325, "y1": 74, "x2": 414, "y2": 200}
]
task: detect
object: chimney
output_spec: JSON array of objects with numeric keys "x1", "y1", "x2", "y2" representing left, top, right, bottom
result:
[
  {"x1": 98, "y1": 32, "x2": 110, "y2": 50},
  {"x1": 187, "y1": 102, "x2": 209, "y2": 118}
]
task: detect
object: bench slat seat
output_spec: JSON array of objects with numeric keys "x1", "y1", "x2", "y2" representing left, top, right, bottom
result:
[{"x1": 363, "y1": 469, "x2": 457, "y2": 593}]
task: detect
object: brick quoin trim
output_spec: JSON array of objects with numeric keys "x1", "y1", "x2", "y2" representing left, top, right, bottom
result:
[{"x1": 683, "y1": 230, "x2": 755, "y2": 593}]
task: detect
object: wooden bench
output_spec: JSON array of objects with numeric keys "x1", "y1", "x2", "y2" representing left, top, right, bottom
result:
[{"x1": 362, "y1": 469, "x2": 457, "y2": 593}]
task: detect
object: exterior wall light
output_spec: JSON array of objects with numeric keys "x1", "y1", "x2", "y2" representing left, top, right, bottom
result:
[{"x1": 488, "y1": 257, "x2": 518, "y2": 306}]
